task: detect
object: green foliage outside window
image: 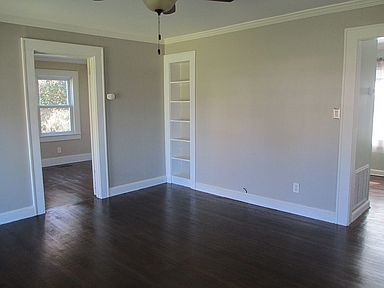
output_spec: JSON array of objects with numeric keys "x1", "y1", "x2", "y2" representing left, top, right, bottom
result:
[
  {"x1": 38, "y1": 79, "x2": 72, "y2": 134},
  {"x1": 38, "y1": 80, "x2": 68, "y2": 105}
]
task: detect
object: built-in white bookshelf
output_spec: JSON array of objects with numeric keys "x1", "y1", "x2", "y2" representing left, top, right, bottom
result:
[{"x1": 164, "y1": 52, "x2": 195, "y2": 188}]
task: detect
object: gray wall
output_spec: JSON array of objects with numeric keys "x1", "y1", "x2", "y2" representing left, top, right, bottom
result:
[
  {"x1": 0, "y1": 22, "x2": 164, "y2": 214},
  {"x1": 166, "y1": 5, "x2": 384, "y2": 212},
  {"x1": 35, "y1": 61, "x2": 91, "y2": 159}
]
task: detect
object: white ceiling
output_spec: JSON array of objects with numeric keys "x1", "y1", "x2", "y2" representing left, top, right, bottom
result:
[{"x1": 0, "y1": 0, "x2": 371, "y2": 42}]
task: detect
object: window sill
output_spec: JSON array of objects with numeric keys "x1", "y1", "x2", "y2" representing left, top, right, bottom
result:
[{"x1": 40, "y1": 134, "x2": 81, "y2": 143}]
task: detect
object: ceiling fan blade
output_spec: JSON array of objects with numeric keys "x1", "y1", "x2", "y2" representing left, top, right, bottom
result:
[{"x1": 164, "y1": 4, "x2": 176, "y2": 15}]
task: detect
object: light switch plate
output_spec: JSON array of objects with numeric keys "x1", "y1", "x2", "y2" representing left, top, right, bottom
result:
[{"x1": 293, "y1": 183, "x2": 300, "y2": 193}]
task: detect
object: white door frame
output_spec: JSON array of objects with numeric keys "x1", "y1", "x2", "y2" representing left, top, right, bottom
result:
[
  {"x1": 336, "y1": 24, "x2": 384, "y2": 226},
  {"x1": 21, "y1": 38, "x2": 109, "y2": 215}
]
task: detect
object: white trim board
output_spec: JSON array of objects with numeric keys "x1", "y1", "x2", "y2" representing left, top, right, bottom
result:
[
  {"x1": 0, "y1": 206, "x2": 36, "y2": 225},
  {"x1": 21, "y1": 38, "x2": 110, "y2": 218},
  {"x1": 35, "y1": 53, "x2": 87, "y2": 64},
  {"x1": 42, "y1": 153, "x2": 92, "y2": 168},
  {"x1": 109, "y1": 176, "x2": 167, "y2": 197},
  {"x1": 195, "y1": 183, "x2": 337, "y2": 224},
  {"x1": 351, "y1": 200, "x2": 370, "y2": 223},
  {"x1": 371, "y1": 169, "x2": 384, "y2": 177},
  {"x1": 165, "y1": 0, "x2": 383, "y2": 44},
  {"x1": 336, "y1": 23, "x2": 384, "y2": 226},
  {"x1": 164, "y1": 51, "x2": 196, "y2": 189}
]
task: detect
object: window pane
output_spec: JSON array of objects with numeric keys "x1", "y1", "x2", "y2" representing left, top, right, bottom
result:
[
  {"x1": 38, "y1": 79, "x2": 69, "y2": 105},
  {"x1": 40, "y1": 107, "x2": 71, "y2": 134}
]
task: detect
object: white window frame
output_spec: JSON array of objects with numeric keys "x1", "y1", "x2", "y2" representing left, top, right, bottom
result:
[{"x1": 36, "y1": 69, "x2": 81, "y2": 142}]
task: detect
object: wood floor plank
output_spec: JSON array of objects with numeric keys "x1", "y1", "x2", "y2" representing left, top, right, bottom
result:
[
  {"x1": 43, "y1": 161, "x2": 93, "y2": 209},
  {"x1": 0, "y1": 173, "x2": 383, "y2": 287}
]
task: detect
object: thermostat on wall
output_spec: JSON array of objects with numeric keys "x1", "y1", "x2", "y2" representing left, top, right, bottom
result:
[
  {"x1": 106, "y1": 93, "x2": 116, "y2": 101},
  {"x1": 333, "y1": 108, "x2": 341, "y2": 119}
]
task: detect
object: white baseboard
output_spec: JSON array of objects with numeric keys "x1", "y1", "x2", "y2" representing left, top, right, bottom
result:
[
  {"x1": 0, "y1": 205, "x2": 36, "y2": 225},
  {"x1": 351, "y1": 200, "x2": 370, "y2": 223},
  {"x1": 195, "y1": 183, "x2": 337, "y2": 224},
  {"x1": 371, "y1": 169, "x2": 384, "y2": 177},
  {"x1": 42, "y1": 153, "x2": 92, "y2": 167},
  {"x1": 109, "y1": 176, "x2": 167, "y2": 197}
]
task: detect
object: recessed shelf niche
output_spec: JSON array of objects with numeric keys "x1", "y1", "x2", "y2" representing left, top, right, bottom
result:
[{"x1": 164, "y1": 52, "x2": 195, "y2": 188}]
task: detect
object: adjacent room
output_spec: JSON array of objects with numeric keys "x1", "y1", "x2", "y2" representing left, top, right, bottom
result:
[
  {"x1": 369, "y1": 38, "x2": 384, "y2": 225},
  {"x1": 0, "y1": 0, "x2": 383, "y2": 287},
  {"x1": 35, "y1": 55, "x2": 94, "y2": 209}
]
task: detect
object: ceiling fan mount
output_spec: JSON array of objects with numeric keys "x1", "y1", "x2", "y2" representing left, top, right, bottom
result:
[
  {"x1": 143, "y1": 0, "x2": 234, "y2": 16},
  {"x1": 142, "y1": 0, "x2": 234, "y2": 54},
  {"x1": 92, "y1": 0, "x2": 234, "y2": 54},
  {"x1": 142, "y1": 0, "x2": 177, "y2": 15}
]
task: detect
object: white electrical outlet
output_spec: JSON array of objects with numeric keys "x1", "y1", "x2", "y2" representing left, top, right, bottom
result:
[
  {"x1": 293, "y1": 183, "x2": 300, "y2": 193},
  {"x1": 57, "y1": 147, "x2": 62, "y2": 154}
]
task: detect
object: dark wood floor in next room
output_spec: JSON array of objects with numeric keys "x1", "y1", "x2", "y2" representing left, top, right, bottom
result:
[
  {"x1": 0, "y1": 175, "x2": 383, "y2": 287},
  {"x1": 42, "y1": 161, "x2": 93, "y2": 209}
]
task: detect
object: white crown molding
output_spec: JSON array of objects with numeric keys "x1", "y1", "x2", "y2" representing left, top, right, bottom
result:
[
  {"x1": 0, "y1": 0, "x2": 382, "y2": 45},
  {"x1": 0, "y1": 13, "x2": 157, "y2": 44},
  {"x1": 164, "y1": 0, "x2": 384, "y2": 44}
]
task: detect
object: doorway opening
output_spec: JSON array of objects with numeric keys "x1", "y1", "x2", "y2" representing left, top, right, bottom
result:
[
  {"x1": 337, "y1": 24, "x2": 384, "y2": 226},
  {"x1": 21, "y1": 39, "x2": 109, "y2": 216},
  {"x1": 369, "y1": 176, "x2": 384, "y2": 222},
  {"x1": 35, "y1": 55, "x2": 94, "y2": 209},
  {"x1": 368, "y1": 41, "x2": 384, "y2": 222}
]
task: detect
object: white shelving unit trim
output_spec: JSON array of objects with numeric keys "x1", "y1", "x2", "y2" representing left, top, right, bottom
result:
[
  {"x1": 172, "y1": 174, "x2": 190, "y2": 180},
  {"x1": 170, "y1": 119, "x2": 190, "y2": 123},
  {"x1": 171, "y1": 138, "x2": 190, "y2": 142},
  {"x1": 170, "y1": 80, "x2": 190, "y2": 84},
  {"x1": 171, "y1": 156, "x2": 190, "y2": 162},
  {"x1": 164, "y1": 51, "x2": 196, "y2": 189}
]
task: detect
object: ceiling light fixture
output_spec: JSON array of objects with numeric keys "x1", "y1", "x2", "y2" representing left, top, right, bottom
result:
[
  {"x1": 142, "y1": 0, "x2": 234, "y2": 55},
  {"x1": 142, "y1": 0, "x2": 177, "y2": 14},
  {"x1": 142, "y1": 0, "x2": 177, "y2": 55},
  {"x1": 94, "y1": 0, "x2": 234, "y2": 55}
]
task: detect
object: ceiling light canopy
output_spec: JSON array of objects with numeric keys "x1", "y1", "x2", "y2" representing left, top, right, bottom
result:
[
  {"x1": 143, "y1": 0, "x2": 177, "y2": 14},
  {"x1": 141, "y1": 0, "x2": 234, "y2": 55}
]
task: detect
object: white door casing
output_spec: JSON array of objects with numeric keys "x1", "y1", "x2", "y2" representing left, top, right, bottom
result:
[
  {"x1": 21, "y1": 38, "x2": 109, "y2": 215},
  {"x1": 336, "y1": 24, "x2": 384, "y2": 226}
]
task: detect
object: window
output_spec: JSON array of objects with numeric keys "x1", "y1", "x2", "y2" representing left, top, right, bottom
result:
[
  {"x1": 372, "y1": 58, "x2": 384, "y2": 152},
  {"x1": 36, "y1": 69, "x2": 81, "y2": 142}
]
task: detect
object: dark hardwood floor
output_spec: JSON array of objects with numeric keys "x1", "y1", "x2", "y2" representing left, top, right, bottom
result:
[
  {"x1": 0, "y1": 177, "x2": 383, "y2": 287},
  {"x1": 367, "y1": 175, "x2": 384, "y2": 230},
  {"x1": 42, "y1": 161, "x2": 93, "y2": 209}
]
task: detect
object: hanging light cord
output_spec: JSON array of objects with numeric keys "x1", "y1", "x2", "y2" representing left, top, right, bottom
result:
[{"x1": 157, "y1": 12, "x2": 162, "y2": 55}]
